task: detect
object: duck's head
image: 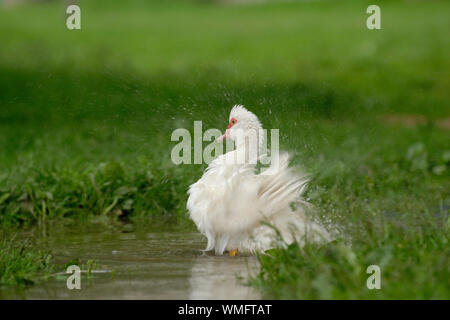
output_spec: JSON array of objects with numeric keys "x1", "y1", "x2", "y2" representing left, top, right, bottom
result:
[{"x1": 217, "y1": 105, "x2": 263, "y2": 149}]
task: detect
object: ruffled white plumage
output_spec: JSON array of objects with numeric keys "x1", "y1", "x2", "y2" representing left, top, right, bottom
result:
[{"x1": 187, "y1": 106, "x2": 329, "y2": 255}]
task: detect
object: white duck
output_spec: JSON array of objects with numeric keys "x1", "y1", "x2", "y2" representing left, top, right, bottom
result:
[{"x1": 187, "y1": 105, "x2": 330, "y2": 255}]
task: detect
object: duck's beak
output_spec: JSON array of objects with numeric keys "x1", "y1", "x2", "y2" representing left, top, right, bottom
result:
[
  {"x1": 216, "y1": 134, "x2": 226, "y2": 142},
  {"x1": 216, "y1": 129, "x2": 229, "y2": 142}
]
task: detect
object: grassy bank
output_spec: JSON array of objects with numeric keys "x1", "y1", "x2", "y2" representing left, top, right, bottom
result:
[
  {"x1": 0, "y1": 237, "x2": 53, "y2": 287},
  {"x1": 0, "y1": 0, "x2": 449, "y2": 297}
]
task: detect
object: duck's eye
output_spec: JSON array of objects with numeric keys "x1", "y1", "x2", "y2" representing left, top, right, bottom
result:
[{"x1": 227, "y1": 118, "x2": 237, "y2": 129}]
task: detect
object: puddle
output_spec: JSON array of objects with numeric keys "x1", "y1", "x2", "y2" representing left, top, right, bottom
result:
[{"x1": 0, "y1": 224, "x2": 260, "y2": 299}]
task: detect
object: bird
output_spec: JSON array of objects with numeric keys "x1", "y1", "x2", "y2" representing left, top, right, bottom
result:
[{"x1": 187, "y1": 105, "x2": 330, "y2": 255}]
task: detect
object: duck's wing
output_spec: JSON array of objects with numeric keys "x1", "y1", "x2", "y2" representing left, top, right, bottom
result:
[
  {"x1": 256, "y1": 152, "x2": 309, "y2": 215},
  {"x1": 211, "y1": 153, "x2": 308, "y2": 237}
]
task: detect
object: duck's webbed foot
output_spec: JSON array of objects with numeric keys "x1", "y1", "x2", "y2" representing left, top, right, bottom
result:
[{"x1": 229, "y1": 249, "x2": 238, "y2": 257}]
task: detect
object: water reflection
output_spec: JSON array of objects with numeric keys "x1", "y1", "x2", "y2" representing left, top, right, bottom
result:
[
  {"x1": 188, "y1": 255, "x2": 260, "y2": 299},
  {"x1": 0, "y1": 225, "x2": 260, "y2": 299}
]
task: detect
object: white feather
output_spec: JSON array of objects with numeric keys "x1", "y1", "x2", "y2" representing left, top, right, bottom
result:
[{"x1": 187, "y1": 105, "x2": 330, "y2": 255}]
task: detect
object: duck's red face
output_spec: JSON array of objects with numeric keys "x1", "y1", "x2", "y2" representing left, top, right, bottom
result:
[
  {"x1": 217, "y1": 117, "x2": 237, "y2": 142},
  {"x1": 227, "y1": 117, "x2": 238, "y2": 129}
]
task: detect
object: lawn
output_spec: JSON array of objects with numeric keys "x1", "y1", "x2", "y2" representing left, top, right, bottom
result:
[{"x1": 0, "y1": 0, "x2": 449, "y2": 298}]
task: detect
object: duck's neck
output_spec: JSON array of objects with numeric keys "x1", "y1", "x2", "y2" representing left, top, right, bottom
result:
[{"x1": 229, "y1": 129, "x2": 263, "y2": 166}]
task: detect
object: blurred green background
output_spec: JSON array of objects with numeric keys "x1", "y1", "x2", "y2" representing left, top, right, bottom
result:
[{"x1": 0, "y1": 0, "x2": 449, "y2": 298}]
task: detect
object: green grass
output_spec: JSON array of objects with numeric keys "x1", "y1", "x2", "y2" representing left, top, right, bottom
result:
[
  {"x1": 0, "y1": 237, "x2": 53, "y2": 287},
  {"x1": 0, "y1": 0, "x2": 449, "y2": 297},
  {"x1": 252, "y1": 210, "x2": 449, "y2": 299}
]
